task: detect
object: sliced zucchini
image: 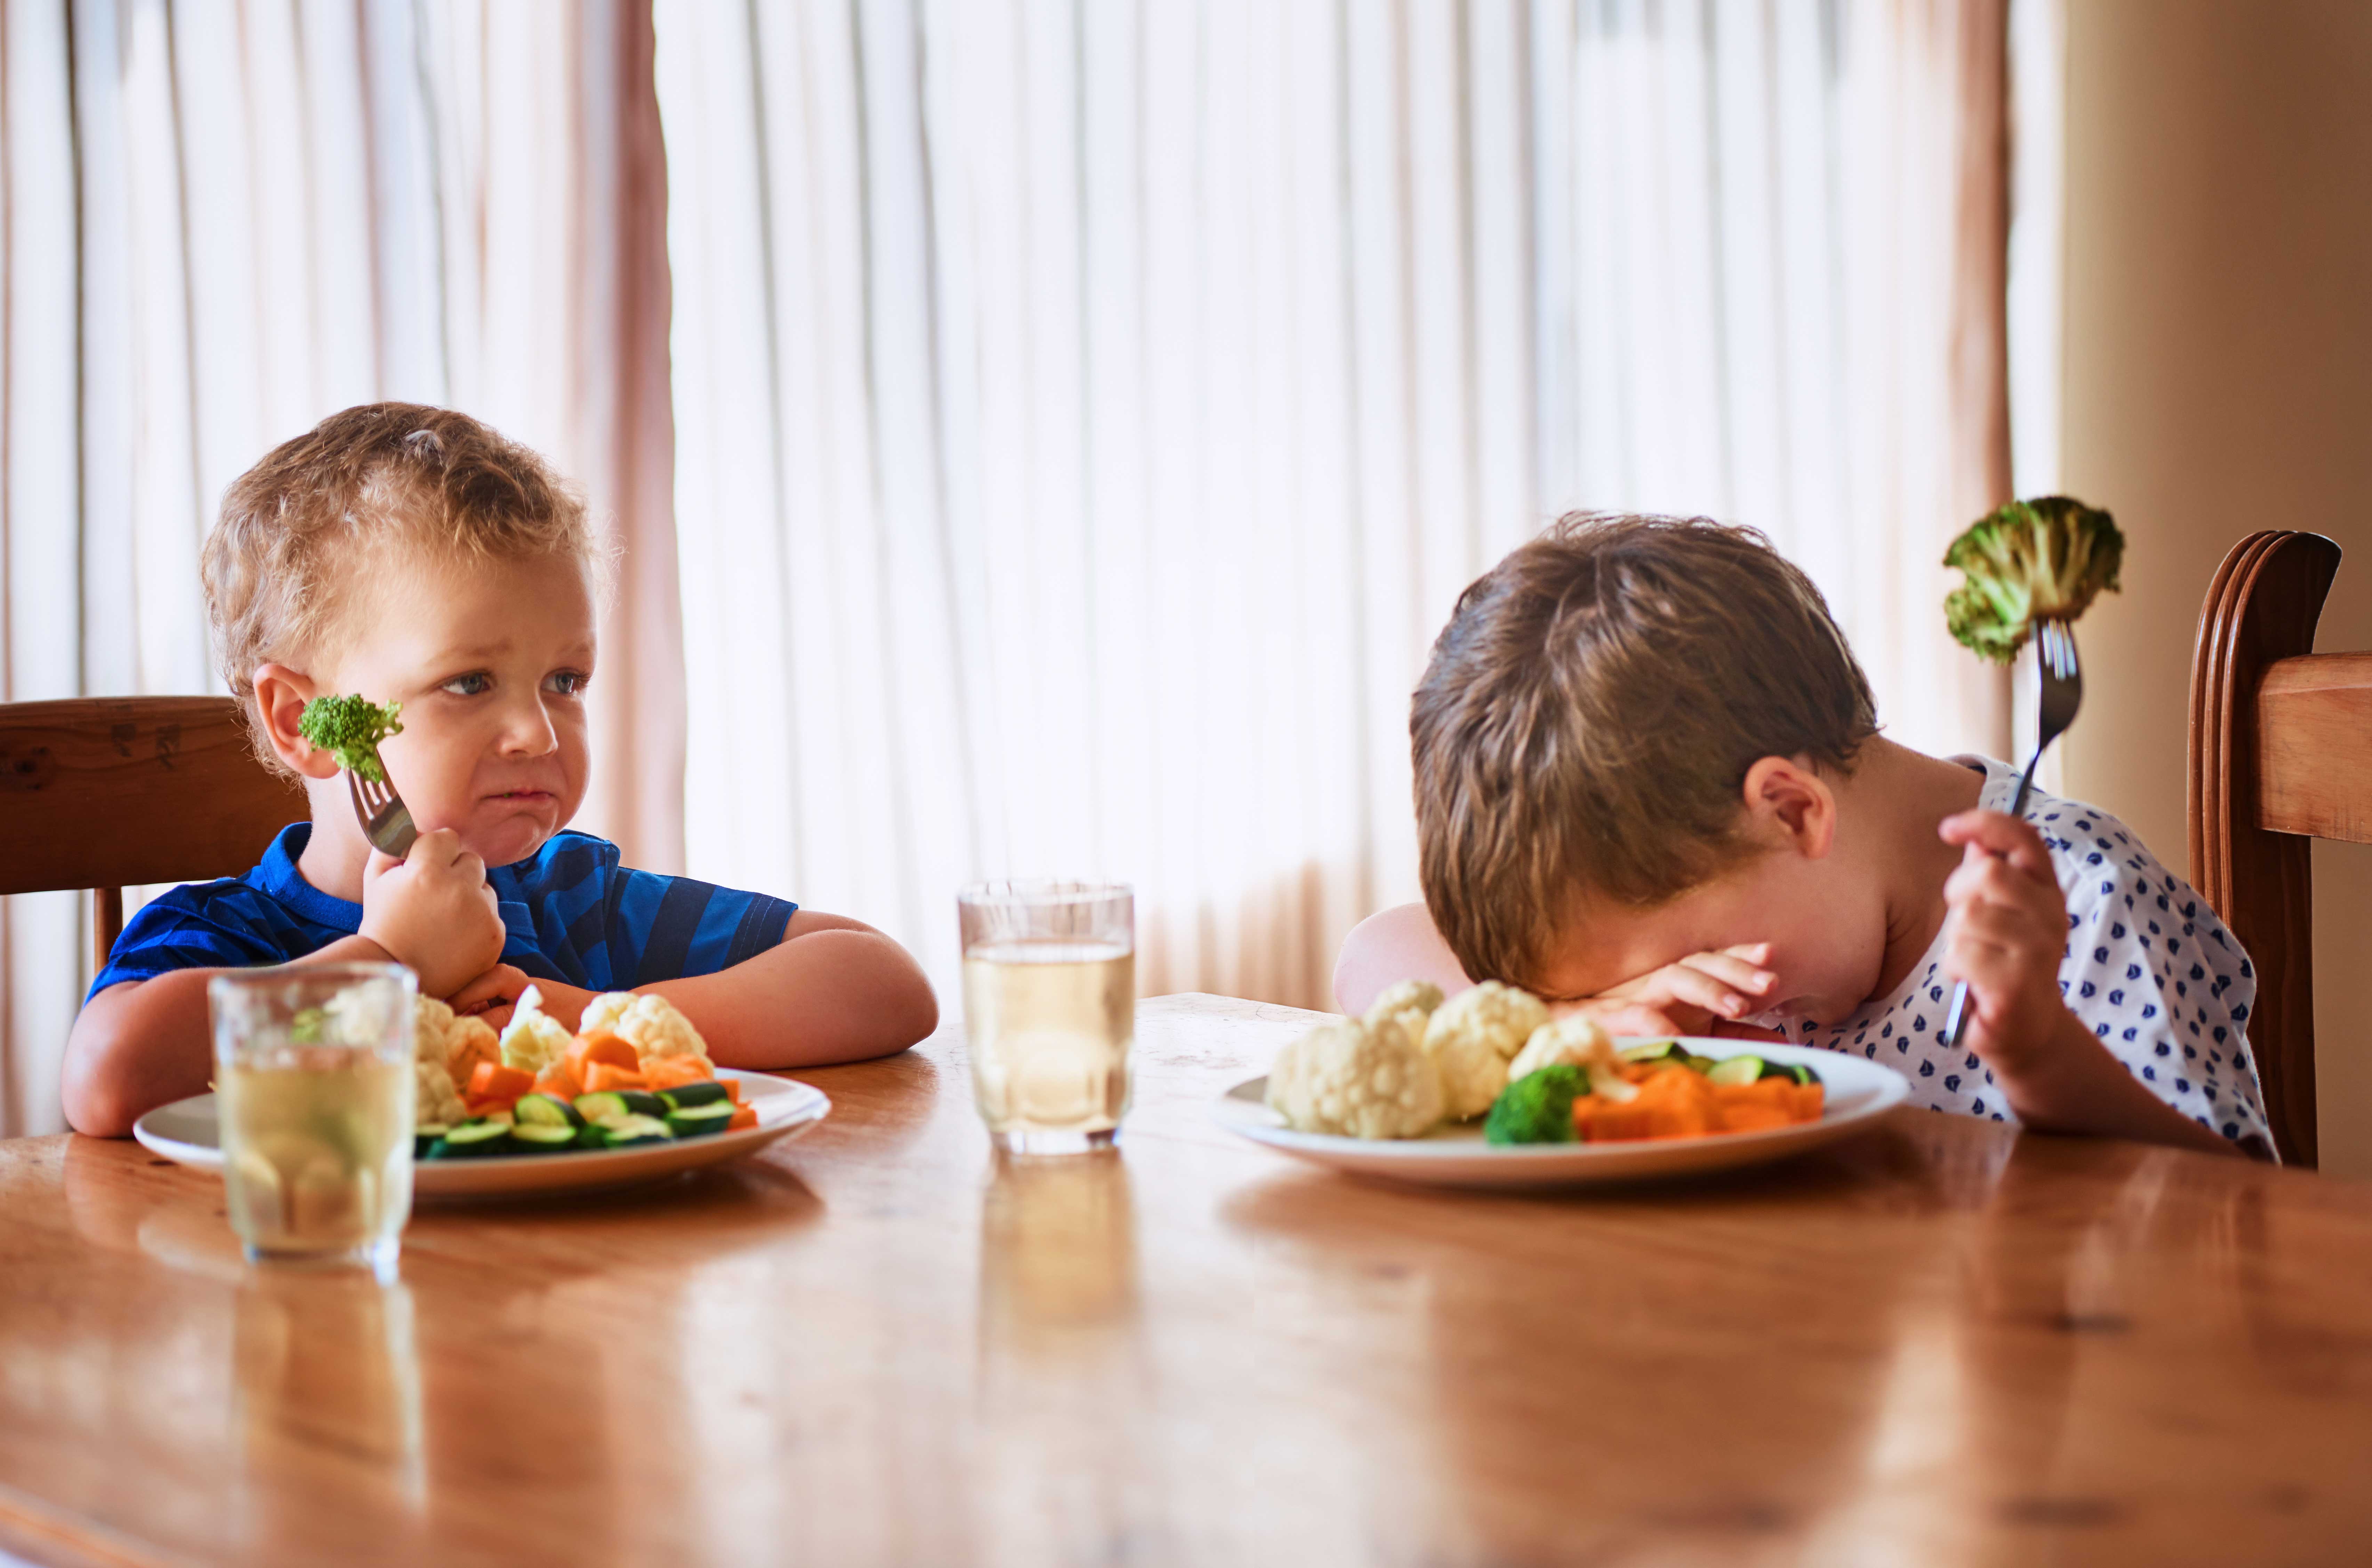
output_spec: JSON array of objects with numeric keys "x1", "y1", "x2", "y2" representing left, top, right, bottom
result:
[
  {"x1": 1785, "y1": 1062, "x2": 1822, "y2": 1087},
  {"x1": 665, "y1": 1101, "x2": 738, "y2": 1139},
  {"x1": 1684, "y1": 1054, "x2": 1720, "y2": 1074},
  {"x1": 513, "y1": 1092, "x2": 585, "y2": 1130},
  {"x1": 616, "y1": 1090, "x2": 669, "y2": 1118},
  {"x1": 1619, "y1": 1040, "x2": 1688, "y2": 1066},
  {"x1": 659, "y1": 1080, "x2": 732, "y2": 1110},
  {"x1": 1704, "y1": 1054, "x2": 1766, "y2": 1086},
  {"x1": 507, "y1": 1121, "x2": 580, "y2": 1153},
  {"x1": 414, "y1": 1124, "x2": 452, "y2": 1158},
  {"x1": 573, "y1": 1091, "x2": 630, "y2": 1124},
  {"x1": 594, "y1": 1112, "x2": 672, "y2": 1149},
  {"x1": 427, "y1": 1120, "x2": 514, "y2": 1159}
]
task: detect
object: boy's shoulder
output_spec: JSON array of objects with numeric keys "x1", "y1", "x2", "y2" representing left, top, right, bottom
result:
[{"x1": 90, "y1": 825, "x2": 341, "y2": 997}]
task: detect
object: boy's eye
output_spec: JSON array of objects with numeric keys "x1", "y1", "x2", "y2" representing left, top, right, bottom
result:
[
  {"x1": 440, "y1": 672, "x2": 493, "y2": 697},
  {"x1": 546, "y1": 670, "x2": 590, "y2": 697}
]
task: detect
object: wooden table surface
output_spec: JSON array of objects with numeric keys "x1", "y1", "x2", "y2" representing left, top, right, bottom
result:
[{"x1": 5, "y1": 994, "x2": 2372, "y2": 1568}]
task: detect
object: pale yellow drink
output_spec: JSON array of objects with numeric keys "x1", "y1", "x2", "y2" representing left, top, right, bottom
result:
[
  {"x1": 963, "y1": 941, "x2": 1134, "y2": 1150},
  {"x1": 219, "y1": 1049, "x2": 412, "y2": 1261},
  {"x1": 211, "y1": 963, "x2": 416, "y2": 1276}
]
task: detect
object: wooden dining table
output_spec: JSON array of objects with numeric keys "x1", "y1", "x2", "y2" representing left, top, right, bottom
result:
[{"x1": 4, "y1": 992, "x2": 2371, "y2": 1567}]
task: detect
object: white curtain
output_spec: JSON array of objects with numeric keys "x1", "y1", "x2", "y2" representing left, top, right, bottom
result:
[
  {"x1": 655, "y1": 0, "x2": 2014, "y2": 1012},
  {"x1": 0, "y1": 0, "x2": 681, "y2": 1136}
]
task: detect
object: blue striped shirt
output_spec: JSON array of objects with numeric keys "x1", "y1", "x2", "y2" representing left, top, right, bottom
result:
[{"x1": 90, "y1": 825, "x2": 796, "y2": 999}]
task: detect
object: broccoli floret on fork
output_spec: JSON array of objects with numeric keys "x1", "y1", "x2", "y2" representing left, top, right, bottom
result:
[
  {"x1": 297, "y1": 694, "x2": 404, "y2": 781},
  {"x1": 1943, "y1": 496, "x2": 2125, "y2": 665}
]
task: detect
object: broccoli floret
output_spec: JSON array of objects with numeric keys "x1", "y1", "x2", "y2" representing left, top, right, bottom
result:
[
  {"x1": 297, "y1": 694, "x2": 403, "y2": 781},
  {"x1": 1943, "y1": 496, "x2": 2124, "y2": 664},
  {"x1": 1483, "y1": 1064, "x2": 1587, "y2": 1146}
]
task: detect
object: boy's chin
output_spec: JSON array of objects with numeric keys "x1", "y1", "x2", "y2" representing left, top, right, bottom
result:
[{"x1": 457, "y1": 814, "x2": 560, "y2": 870}]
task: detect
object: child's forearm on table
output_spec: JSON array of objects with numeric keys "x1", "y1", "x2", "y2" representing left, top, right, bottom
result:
[
  {"x1": 2001, "y1": 1011, "x2": 2245, "y2": 1158},
  {"x1": 61, "y1": 934, "x2": 396, "y2": 1137},
  {"x1": 643, "y1": 927, "x2": 939, "y2": 1070}
]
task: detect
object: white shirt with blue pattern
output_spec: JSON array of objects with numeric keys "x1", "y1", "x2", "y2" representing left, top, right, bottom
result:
[{"x1": 1756, "y1": 755, "x2": 2273, "y2": 1155}]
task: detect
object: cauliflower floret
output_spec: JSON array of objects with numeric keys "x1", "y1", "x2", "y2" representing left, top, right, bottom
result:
[
  {"x1": 1265, "y1": 1015, "x2": 1445, "y2": 1140},
  {"x1": 1509, "y1": 1014, "x2": 1638, "y2": 1102},
  {"x1": 1362, "y1": 978, "x2": 1446, "y2": 1044},
  {"x1": 414, "y1": 1057, "x2": 467, "y2": 1128},
  {"x1": 1509, "y1": 1014, "x2": 1610, "y2": 1081},
  {"x1": 579, "y1": 990, "x2": 715, "y2": 1073},
  {"x1": 413, "y1": 995, "x2": 499, "y2": 1085},
  {"x1": 499, "y1": 984, "x2": 574, "y2": 1075},
  {"x1": 1420, "y1": 980, "x2": 1550, "y2": 1119}
]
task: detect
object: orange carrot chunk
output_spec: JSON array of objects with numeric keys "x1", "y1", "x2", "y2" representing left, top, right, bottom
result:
[
  {"x1": 533, "y1": 1060, "x2": 585, "y2": 1102},
  {"x1": 468, "y1": 1062, "x2": 535, "y2": 1103},
  {"x1": 581, "y1": 1061, "x2": 650, "y2": 1094},
  {"x1": 726, "y1": 1104, "x2": 758, "y2": 1133},
  {"x1": 642, "y1": 1056, "x2": 713, "y2": 1092}
]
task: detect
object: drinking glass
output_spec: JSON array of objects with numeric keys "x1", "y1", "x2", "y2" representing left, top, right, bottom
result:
[
  {"x1": 210, "y1": 963, "x2": 417, "y2": 1278},
  {"x1": 959, "y1": 881, "x2": 1135, "y2": 1154}
]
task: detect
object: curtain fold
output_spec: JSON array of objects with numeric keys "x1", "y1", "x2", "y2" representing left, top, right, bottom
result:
[
  {"x1": 0, "y1": 0, "x2": 680, "y2": 1136},
  {"x1": 655, "y1": 0, "x2": 2015, "y2": 1012}
]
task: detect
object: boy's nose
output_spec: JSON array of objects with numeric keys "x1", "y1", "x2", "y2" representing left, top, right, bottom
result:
[{"x1": 499, "y1": 699, "x2": 560, "y2": 755}]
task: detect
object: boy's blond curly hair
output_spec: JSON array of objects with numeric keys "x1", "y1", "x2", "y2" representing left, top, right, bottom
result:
[
  {"x1": 1412, "y1": 514, "x2": 1880, "y2": 991},
  {"x1": 202, "y1": 403, "x2": 602, "y2": 771}
]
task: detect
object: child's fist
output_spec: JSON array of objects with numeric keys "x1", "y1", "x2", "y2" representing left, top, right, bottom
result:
[
  {"x1": 1558, "y1": 943, "x2": 1776, "y2": 1037},
  {"x1": 1939, "y1": 809, "x2": 2073, "y2": 1077},
  {"x1": 359, "y1": 829, "x2": 506, "y2": 998}
]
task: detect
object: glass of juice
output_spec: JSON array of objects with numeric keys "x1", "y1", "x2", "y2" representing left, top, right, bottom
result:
[
  {"x1": 959, "y1": 881, "x2": 1135, "y2": 1155},
  {"x1": 210, "y1": 963, "x2": 417, "y2": 1279}
]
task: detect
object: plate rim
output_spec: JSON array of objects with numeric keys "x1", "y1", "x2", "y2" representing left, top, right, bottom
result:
[
  {"x1": 132, "y1": 1066, "x2": 830, "y2": 1181},
  {"x1": 1209, "y1": 1037, "x2": 1909, "y2": 1163}
]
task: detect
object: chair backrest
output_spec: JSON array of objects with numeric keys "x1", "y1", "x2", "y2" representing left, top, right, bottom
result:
[
  {"x1": 2187, "y1": 530, "x2": 2354, "y2": 1167},
  {"x1": 0, "y1": 696, "x2": 308, "y2": 972}
]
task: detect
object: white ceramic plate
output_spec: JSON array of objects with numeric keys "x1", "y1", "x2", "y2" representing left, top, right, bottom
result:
[
  {"x1": 1211, "y1": 1039, "x2": 1908, "y2": 1190},
  {"x1": 134, "y1": 1067, "x2": 830, "y2": 1201}
]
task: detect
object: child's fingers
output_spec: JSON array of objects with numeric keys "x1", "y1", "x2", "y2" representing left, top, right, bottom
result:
[
  {"x1": 1632, "y1": 962, "x2": 1751, "y2": 1020},
  {"x1": 1952, "y1": 900, "x2": 2044, "y2": 952},
  {"x1": 1938, "y1": 809, "x2": 2055, "y2": 881},
  {"x1": 1676, "y1": 949, "x2": 1776, "y2": 997},
  {"x1": 1945, "y1": 849, "x2": 2063, "y2": 927}
]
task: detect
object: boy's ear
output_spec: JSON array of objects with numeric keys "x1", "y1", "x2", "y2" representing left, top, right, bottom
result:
[
  {"x1": 1740, "y1": 755, "x2": 1836, "y2": 858},
  {"x1": 251, "y1": 664, "x2": 340, "y2": 779}
]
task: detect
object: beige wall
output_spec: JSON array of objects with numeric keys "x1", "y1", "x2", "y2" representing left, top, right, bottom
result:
[{"x1": 2058, "y1": 0, "x2": 2372, "y2": 1174}]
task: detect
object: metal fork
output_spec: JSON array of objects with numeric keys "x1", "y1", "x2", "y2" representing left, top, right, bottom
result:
[
  {"x1": 348, "y1": 754, "x2": 419, "y2": 859},
  {"x1": 1940, "y1": 617, "x2": 2084, "y2": 1052}
]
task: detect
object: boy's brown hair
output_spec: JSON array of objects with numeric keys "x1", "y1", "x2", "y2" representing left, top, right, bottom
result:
[
  {"x1": 1412, "y1": 514, "x2": 1879, "y2": 990},
  {"x1": 202, "y1": 403, "x2": 597, "y2": 769}
]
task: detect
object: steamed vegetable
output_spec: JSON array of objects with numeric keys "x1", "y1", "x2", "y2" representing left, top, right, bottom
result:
[
  {"x1": 1942, "y1": 496, "x2": 2125, "y2": 664},
  {"x1": 1264, "y1": 1016, "x2": 1446, "y2": 1139},
  {"x1": 296, "y1": 694, "x2": 404, "y2": 780},
  {"x1": 1418, "y1": 981, "x2": 1551, "y2": 1121},
  {"x1": 1483, "y1": 1064, "x2": 1586, "y2": 1146}
]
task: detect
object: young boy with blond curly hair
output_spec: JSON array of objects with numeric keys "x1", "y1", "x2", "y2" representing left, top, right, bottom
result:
[
  {"x1": 64, "y1": 404, "x2": 937, "y2": 1136},
  {"x1": 1336, "y1": 514, "x2": 2270, "y2": 1158}
]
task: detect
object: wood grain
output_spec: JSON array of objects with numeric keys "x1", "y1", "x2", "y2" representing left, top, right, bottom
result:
[
  {"x1": 0, "y1": 697, "x2": 306, "y2": 968},
  {"x1": 2257, "y1": 652, "x2": 2372, "y2": 842},
  {"x1": 2185, "y1": 531, "x2": 2342, "y2": 1167},
  {"x1": 5, "y1": 993, "x2": 2372, "y2": 1568}
]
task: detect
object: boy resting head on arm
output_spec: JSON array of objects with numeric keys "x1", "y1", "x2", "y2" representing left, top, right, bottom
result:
[
  {"x1": 64, "y1": 403, "x2": 936, "y2": 1136},
  {"x1": 1336, "y1": 514, "x2": 2270, "y2": 1159}
]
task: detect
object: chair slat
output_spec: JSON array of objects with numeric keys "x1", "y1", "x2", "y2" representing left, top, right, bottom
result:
[
  {"x1": 0, "y1": 696, "x2": 307, "y2": 898},
  {"x1": 2258, "y1": 653, "x2": 2372, "y2": 844}
]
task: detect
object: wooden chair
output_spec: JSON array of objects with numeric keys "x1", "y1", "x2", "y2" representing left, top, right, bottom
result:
[
  {"x1": 0, "y1": 696, "x2": 307, "y2": 972},
  {"x1": 2187, "y1": 530, "x2": 2359, "y2": 1168}
]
